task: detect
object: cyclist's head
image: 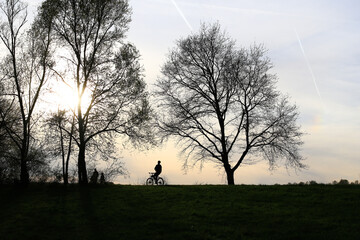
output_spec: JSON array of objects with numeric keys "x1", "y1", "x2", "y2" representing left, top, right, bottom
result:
[{"x1": 158, "y1": 160, "x2": 161, "y2": 164}]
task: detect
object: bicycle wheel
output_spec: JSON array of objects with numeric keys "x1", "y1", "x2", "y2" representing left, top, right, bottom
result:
[
  {"x1": 146, "y1": 177, "x2": 153, "y2": 185},
  {"x1": 157, "y1": 177, "x2": 164, "y2": 185}
]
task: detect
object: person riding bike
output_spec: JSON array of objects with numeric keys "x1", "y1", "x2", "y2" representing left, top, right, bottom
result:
[{"x1": 153, "y1": 160, "x2": 162, "y2": 184}]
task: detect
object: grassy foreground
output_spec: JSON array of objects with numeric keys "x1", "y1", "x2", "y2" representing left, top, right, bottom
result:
[{"x1": 0, "y1": 184, "x2": 359, "y2": 240}]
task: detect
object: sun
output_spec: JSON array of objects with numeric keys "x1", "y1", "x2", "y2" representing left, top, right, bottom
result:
[
  {"x1": 54, "y1": 83, "x2": 78, "y2": 109},
  {"x1": 49, "y1": 81, "x2": 92, "y2": 112}
]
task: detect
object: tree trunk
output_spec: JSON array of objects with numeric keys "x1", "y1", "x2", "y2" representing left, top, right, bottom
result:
[
  {"x1": 226, "y1": 170, "x2": 235, "y2": 185},
  {"x1": 224, "y1": 163, "x2": 235, "y2": 185},
  {"x1": 64, "y1": 150, "x2": 68, "y2": 185},
  {"x1": 20, "y1": 131, "x2": 29, "y2": 186},
  {"x1": 64, "y1": 116, "x2": 75, "y2": 185},
  {"x1": 64, "y1": 173, "x2": 68, "y2": 185},
  {"x1": 78, "y1": 144, "x2": 88, "y2": 184},
  {"x1": 20, "y1": 159, "x2": 29, "y2": 185},
  {"x1": 64, "y1": 151, "x2": 70, "y2": 185},
  {"x1": 20, "y1": 148, "x2": 29, "y2": 186},
  {"x1": 77, "y1": 102, "x2": 88, "y2": 184}
]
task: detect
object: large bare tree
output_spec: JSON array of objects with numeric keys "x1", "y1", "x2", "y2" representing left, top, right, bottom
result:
[
  {"x1": 39, "y1": 0, "x2": 153, "y2": 184},
  {"x1": 0, "y1": 0, "x2": 54, "y2": 185},
  {"x1": 156, "y1": 23, "x2": 305, "y2": 185}
]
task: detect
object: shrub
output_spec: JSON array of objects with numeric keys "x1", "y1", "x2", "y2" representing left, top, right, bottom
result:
[
  {"x1": 308, "y1": 180, "x2": 318, "y2": 185},
  {"x1": 338, "y1": 179, "x2": 349, "y2": 185}
]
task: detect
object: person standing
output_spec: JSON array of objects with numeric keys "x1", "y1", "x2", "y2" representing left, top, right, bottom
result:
[
  {"x1": 100, "y1": 173, "x2": 105, "y2": 184},
  {"x1": 90, "y1": 169, "x2": 99, "y2": 184}
]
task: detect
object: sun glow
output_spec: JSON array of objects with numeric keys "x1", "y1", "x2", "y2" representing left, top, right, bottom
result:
[{"x1": 48, "y1": 81, "x2": 92, "y2": 113}]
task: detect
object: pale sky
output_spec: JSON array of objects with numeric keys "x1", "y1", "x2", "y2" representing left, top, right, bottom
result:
[
  {"x1": 19, "y1": 0, "x2": 360, "y2": 184},
  {"x1": 123, "y1": 0, "x2": 360, "y2": 184}
]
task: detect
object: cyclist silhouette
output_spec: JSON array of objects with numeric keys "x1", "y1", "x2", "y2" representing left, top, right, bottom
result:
[{"x1": 153, "y1": 160, "x2": 162, "y2": 184}]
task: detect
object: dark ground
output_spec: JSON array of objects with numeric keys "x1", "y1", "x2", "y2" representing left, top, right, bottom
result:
[{"x1": 0, "y1": 184, "x2": 359, "y2": 239}]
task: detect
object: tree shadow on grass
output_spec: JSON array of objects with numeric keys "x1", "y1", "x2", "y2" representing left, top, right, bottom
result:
[{"x1": 78, "y1": 186, "x2": 103, "y2": 239}]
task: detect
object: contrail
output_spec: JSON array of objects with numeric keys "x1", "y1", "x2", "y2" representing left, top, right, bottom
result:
[
  {"x1": 171, "y1": 0, "x2": 193, "y2": 31},
  {"x1": 294, "y1": 28, "x2": 322, "y2": 101}
]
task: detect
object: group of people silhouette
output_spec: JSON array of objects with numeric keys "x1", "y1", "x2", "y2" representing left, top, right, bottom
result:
[
  {"x1": 89, "y1": 161, "x2": 162, "y2": 184},
  {"x1": 90, "y1": 169, "x2": 105, "y2": 184}
]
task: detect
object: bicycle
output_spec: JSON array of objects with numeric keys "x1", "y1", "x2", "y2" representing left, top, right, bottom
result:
[{"x1": 146, "y1": 172, "x2": 164, "y2": 185}]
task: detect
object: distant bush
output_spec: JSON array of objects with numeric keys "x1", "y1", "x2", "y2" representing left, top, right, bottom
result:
[
  {"x1": 282, "y1": 179, "x2": 360, "y2": 186},
  {"x1": 331, "y1": 179, "x2": 360, "y2": 185},
  {"x1": 308, "y1": 180, "x2": 318, "y2": 185},
  {"x1": 338, "y1": 179, "x2": 349, "y2": 185}
]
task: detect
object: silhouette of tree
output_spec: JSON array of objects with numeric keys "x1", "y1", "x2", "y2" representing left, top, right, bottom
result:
[
  {"x1": 0, "y1": 97, "x2": 18, "y2": 182},
  {"x1": 156, "y1": 23, "x2": 305, "y2": 185},
  {"x1": 100, "y1": 160, "x2": 127, "y2": 183},
  {"x1": 46, "y1": 109, "x2": 75, "y2": 185},
  {"x1": 38, "y1": 0, "x2": 154, "y2": 184},
  {"x1": 338, "y1": 179, "x2": 349, "y2": 185},
  {"x1": 0, "y1": 0, "x2": 54, "y2": 185}
]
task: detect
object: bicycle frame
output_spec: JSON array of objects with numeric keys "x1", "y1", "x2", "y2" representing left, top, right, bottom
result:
[{"x1": 146, "y1": 172, "x2": 164, "y2": 185}]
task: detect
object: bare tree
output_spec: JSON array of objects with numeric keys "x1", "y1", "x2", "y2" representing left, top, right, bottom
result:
[
  {"x1": 39, "y1": 0, "x2": 154, "y2": 184},
  {"x1": 46, "y1": 109, "x2": 75, "y2": 185},
  {"x1": 155, "y1": 23, "x2": 305, "y2": 185},
  {"x1": 0, "y1": 0, "x2": 54, "y2": 185}
]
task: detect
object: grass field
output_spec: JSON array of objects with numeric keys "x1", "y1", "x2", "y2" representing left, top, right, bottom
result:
[{"x1": 0, "y1": 184, "x2": 359, "y2": 240}]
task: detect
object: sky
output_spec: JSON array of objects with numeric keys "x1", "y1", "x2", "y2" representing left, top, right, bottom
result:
[{"x1": 20, "y1": 0, "x2": 360, "y2": 184}]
